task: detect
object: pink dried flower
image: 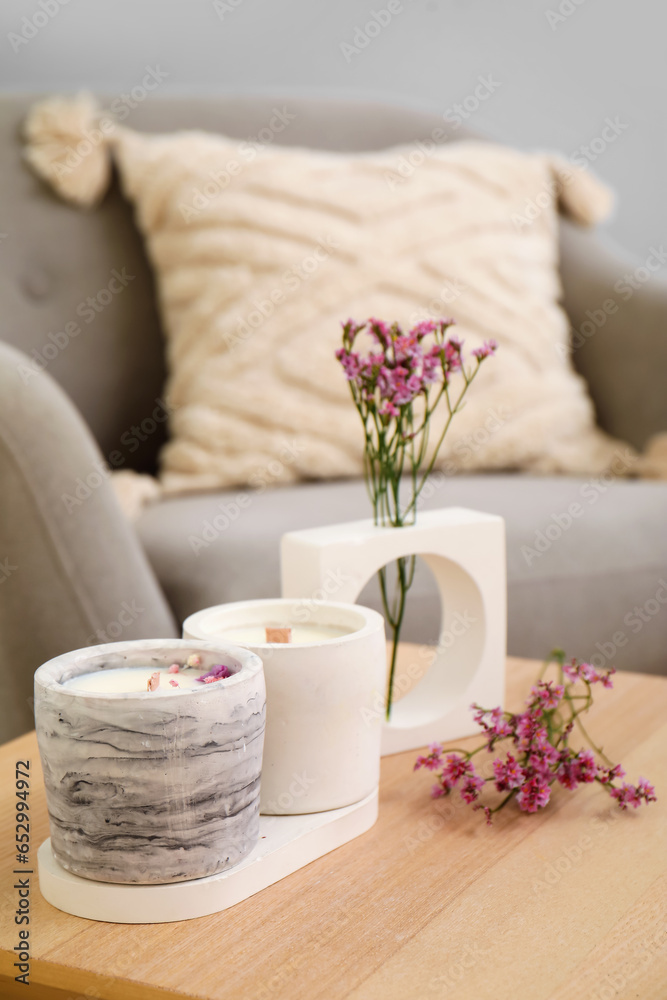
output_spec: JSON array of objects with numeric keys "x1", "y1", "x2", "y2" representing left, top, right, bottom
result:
[
  {"x1": 574, "y1": 749, "x2": 598, "y2": 783},
  {"x1": 336, "y1": 349, "x2": 363, "y2": 382},
  {"x1": 493, "y1": 754, "x2": 524, "y2": 791},
  {"x1": 517, "y1": 775, "x2": 551, "y2": 813},
  {"x1": 515, "y1": 712, "x2": 544, "y2": 751},
  {"x1": 563, "y1": 659, "x2": 615, "y2": 688},
  {"x1": 557, "y1": 750, "x2": 598, "y2": 790},
  {"x1": 472, "y1": 339, "x2": 498, "y2": 360},
  {"x1": 610, "y1": 778, "x2": 656, "y2": 810},
  {"x1": 598, "y1": 763, "x2": 626, "y2": 785},
  {"x1": 196, "y1": 663, "x2": 232, "y2": 683},
  {"x1": 414, "y1": 742, "x2": 444, "y2": 772},
  {"x1": 368, "y1": 318, "x2": 392, "y2": 346},
  {"x1": 472, "y1": 705, "x2": 513, "y2": 739},
  {"x1": 379, "y1": 400, "x2": 400, "y2": 418},
  {"x1": 415, "y1": 649, "x2": 656, "y2": 825},
  {"x1": 412, "y1": 320, "x2": 439, "y2": 337},
  {"x1": 637, "y1": 778, "x2": 657, "y2": 802},
  {"x1": 461, "y1": 771, "x2": 485, "y2": 804},
  {"x1": 335, "y1": 317, "x2": 496, "y2": 721},
  {"x1": 610, "y1": 784, "x2": 641, "y2": 809},
  {"x1": 530, "y1": 681, "x2": 564, "y2": 710},
  {"x1": 168, "y1": 663, "x2": 180, "y2": 674},
  {"x1": 531, "y1": 730, "x2": 561, "y2": 767},
  {"x1": 431, "y1": 755, "x2": 485, "y2": 802}
]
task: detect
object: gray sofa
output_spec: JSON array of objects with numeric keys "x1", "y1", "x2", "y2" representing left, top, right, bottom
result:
[{"x1": 2, "y1": 93, "x2": 667, "y2": 743}]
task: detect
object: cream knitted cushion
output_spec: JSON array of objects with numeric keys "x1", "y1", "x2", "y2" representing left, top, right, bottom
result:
[{"x1": 24, "y1": 94, "x2": 629, "y2": 494}]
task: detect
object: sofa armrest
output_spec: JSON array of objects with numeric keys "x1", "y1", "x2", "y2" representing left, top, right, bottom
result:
[
  {"x1": 560, "y1": 221, "x2": 667, "y2": 449},
  {"x1": 0, "y1": 341, "x2": 178, "y2": 742}
]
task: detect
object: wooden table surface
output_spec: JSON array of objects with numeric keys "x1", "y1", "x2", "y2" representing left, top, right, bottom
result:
[{"x1": 1, "y1": 652, "x2": 666, "y2": 1000}]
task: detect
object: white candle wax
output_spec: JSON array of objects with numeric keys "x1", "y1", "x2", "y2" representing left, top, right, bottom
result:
[
  {"x1": 220, "y1": 623, "x2": 351, "y2": 645},
  {"x1": 63, "y1": 666, "x2": 209, "y2": 694}
]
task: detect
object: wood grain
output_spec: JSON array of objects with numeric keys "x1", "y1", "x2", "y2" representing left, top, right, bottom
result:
[{"x1": 1, "y1": 652, "x2": 665, "y2": 1000}]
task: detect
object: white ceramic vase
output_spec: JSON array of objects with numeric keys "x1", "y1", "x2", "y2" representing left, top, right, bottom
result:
[
  {"x1": 183, "y1": 599, "x2": 386, "y2": 814},
  {"x1": 281, "y1": 507, "x2": 506, "y2": 755}
]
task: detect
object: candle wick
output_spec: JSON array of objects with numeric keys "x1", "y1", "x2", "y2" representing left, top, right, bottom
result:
[{"x1": 265, "y1": 626, "x2": 292, "y2": 644}]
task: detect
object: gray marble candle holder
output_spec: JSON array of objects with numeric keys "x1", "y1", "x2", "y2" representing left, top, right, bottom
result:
[{"x1": 34, "y1": 639, "x2": 265, "y2": 885}]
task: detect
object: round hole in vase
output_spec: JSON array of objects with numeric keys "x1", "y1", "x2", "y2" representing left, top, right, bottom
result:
[
  {"x1": 357, "y1": 553, "x2": 442, "y2": 649},
  {"x1": 356, "y1": 553, "x2": 486, "y2": 730}
]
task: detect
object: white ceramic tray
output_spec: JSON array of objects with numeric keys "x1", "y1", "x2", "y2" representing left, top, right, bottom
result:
[{"x1": 37, "y1": 789, "x2": 378, "y2": 923}]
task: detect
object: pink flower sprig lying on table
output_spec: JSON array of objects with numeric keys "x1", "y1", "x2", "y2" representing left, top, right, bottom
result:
[{"x1": 415, "y1": 649, "x2": 657, "y2": 823}]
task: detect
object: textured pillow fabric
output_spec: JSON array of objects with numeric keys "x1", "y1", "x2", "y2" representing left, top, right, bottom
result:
[{"x1": 24, "y1": 95, "x2": 628, "y2": 495}]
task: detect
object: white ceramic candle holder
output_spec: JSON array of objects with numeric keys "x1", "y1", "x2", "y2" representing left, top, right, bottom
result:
[
  {"x1": 281, "y1": 507, "x2": 506, "y2": 755},
  {"x1": 183, "y1": 599, "x2": 386, "y2": 815},
  {"x1": 34, "y1": 639, "x2": 265, "y2": 884}
]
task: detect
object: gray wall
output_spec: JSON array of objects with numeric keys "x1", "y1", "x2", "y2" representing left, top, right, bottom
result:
[{"x1": 0, "y1": 0, "x2": 662, "y2": 258}]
